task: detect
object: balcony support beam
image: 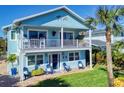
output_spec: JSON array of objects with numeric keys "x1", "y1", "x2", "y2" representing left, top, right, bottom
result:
[
  {"x1": 61, "y1": 27, "x2": 63, "y2": 48},
  {"x1": 89, "y1": 30, "x2": 92, "y2": 69}
]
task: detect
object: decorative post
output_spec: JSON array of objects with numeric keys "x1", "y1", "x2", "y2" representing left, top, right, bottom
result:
[
  {"x1": 61, "y1": 27, "x2": 63, "y2": 48},
  {"x1": 76, "y1": 39, "x2": 79, "y2": 48},
  {"x1": 89, "y1": 30, "x2": 92, "y2": 69},
  {"x1": 19, "y1": 52, "x2": 24, "y2": 81},
  {"x1": 43, "y1": 39, "x2": 46, "y2": 48},
  {"x1": 60, "y1": 17, "x2": 64, "y2": 48}
]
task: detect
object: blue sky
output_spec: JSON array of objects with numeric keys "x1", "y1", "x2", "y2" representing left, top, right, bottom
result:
[{"x1": 0, "y1": 5, "x2": 98, "y2": 37}]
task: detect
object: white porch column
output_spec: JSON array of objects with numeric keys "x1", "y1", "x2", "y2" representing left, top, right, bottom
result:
[
  {"x1": 19, "y1": 52, "x2": 24, "y2": 81},
  {"x1": 89, "y1": 30, "x2": 92, "y2": 69},
  {"x1": 61, "y1": 27, "x2": 63, "y2": 48}
]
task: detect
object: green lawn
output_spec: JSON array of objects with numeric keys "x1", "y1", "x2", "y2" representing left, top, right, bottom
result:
[{"x1": 33, "y1": 66, "x2": 109, "y2": 87}]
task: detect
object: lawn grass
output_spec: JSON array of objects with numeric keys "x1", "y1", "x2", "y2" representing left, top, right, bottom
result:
[{"x1": 34, "y1": 65, "x2": 108, "y2": 87}]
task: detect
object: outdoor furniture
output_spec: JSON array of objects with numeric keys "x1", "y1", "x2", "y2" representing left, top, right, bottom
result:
[
  {"x1": 78, "y1": 61, "x2": 85, "y2": 69},
  {"x1": 45, "y1": 64, "x2": 53, "y2": 74},
  {"x1": 23, "y1": 67, "x2": 31, "y2": 80},
  {"x1": 35, "y1": 65, "x2": 39, "y2": 70},
  {"x1": 63, "y1": 63, "x2": 71, "y2": 72},
  {"x1": 11, "y1": 68, "x2": 17, "y2": 76}
]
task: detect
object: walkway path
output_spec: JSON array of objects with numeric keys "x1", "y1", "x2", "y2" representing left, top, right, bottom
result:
[{"x1": 17, "y1": 68, "x2": 91, "y2": 87}]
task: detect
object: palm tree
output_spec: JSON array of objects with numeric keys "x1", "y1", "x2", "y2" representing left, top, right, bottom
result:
[{"x1": 85, "y1": 6, "x2": 124, "y2": 87}]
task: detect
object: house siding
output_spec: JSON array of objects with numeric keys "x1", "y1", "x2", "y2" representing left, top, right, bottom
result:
[
  {"x1": 23, "y1": 50, "x2": 86, "y2": 72},
  {"x1": 21, "y1": 9, "x2": 88, "y2": 29},
  {"x1": 7, "y1": 30, "x2": 18, "y2": 54}
]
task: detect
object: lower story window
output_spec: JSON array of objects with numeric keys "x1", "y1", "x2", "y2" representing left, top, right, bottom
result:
[
  {"x1": 75, "y1": 52, "x2": 79, "y2": 60},
  {"x1": 36, "y1": 55, "x2": 43, "y2": 65},
  {"x1": 28, "y1": 55, "x2": 35, "y2": 66},
  {"x1": 69, "y1": 53, "x2": 74, "y2": 61},
  {"x1": 27, "y1": 54, "x2": 44, "y2": 66},
  {"x1": 69, "y1": 52, "x2": 79, "y2": 61}
]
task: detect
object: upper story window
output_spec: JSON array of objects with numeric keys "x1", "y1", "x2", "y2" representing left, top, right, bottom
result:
[
  {"x1": 11, "y1": 31, "x2": 16, "y2": 40},
  {"x1": 29, "y1": 31, "x2": 38, "y2": 39},
  {"x1": 29, "y1": 30, "x2": 47, "y2": 39},
  {"x1": 63, "y1": 32, "x2": 74, "y2": 40}
]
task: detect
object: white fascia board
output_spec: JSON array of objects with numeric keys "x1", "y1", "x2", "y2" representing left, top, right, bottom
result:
[
  {"x1": 2, "y1": 24, "x2": 12, "y2": 31},
  {"x1": 23, "y1": 47, "x2": 91, "y2": 53}
]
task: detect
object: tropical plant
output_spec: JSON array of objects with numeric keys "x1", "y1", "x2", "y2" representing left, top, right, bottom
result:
[
  {"x1": 112, "y1": 41, "x2": 124, "y2": 69},
  {"x1": 92, "y1": 45, "x2": 102, "y2": 65},
  {"x1": 31, "y1": 68, "x2": 45, "y2": 76},
  {"x1": 85, "y1": 6, "x2": 124, "y2": 86},
  {"x1": 0, "y1": 39, "x2": 6, "y2": 53},
  {"x1": 7, "y1": 54, "x2": 17, "y2": 68}
]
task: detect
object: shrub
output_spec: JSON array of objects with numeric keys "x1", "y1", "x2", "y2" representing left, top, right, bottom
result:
[
  {"x1": 114, "y1": 77, "x2": 124, "y2": 87},
  {"x1": 31, "y1": 68, "x2": 44, "y2": 76}
]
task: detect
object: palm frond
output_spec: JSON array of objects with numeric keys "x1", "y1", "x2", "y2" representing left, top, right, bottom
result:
[
  {"x1": 112, "y1": 22, "x2": 123, "y2": 36},
  {"x1": 85, "y1": 17, "x2": 98, "y2": 30}
]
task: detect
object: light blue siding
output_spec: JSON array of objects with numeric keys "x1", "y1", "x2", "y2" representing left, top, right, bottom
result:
[
  {"x1": 7, "y1": 30, "x2": 18, "y2": 54},
  {"x1": 22, "y1": 9, "x2": 88, "y2": 29},
  {"x1": 24, "y1": 50, "x2": 86, "y2": 72},
  {"x1": 60, "y1": 50, "x2": 86, "y2": 70}
]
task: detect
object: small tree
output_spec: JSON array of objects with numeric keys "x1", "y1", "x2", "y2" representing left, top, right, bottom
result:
[{"x1": 7, "y1": 54, "x2": 17, "y2": 68}]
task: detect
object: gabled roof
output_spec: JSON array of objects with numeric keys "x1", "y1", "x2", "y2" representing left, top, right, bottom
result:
[
  {"x1": 3, "y1": 6, "x2": 89, "y2": 31},
  {"x1": 2, "y1": 24, "x2": 12, "y2": 31},
  {"x1": 13, "y1": 6, "x2": 88, "y2": 27}
]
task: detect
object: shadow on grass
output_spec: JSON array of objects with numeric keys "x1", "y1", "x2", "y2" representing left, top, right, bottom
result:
[
  {"x1": 97, "y1": 66, "x2": 124, "y2": 78},
  {"x1": 98, "y1": 67, "x2": 107, "y2": 72},
  {"x1": 30, "y1": 78, "x2": 70, "y2": 87}
]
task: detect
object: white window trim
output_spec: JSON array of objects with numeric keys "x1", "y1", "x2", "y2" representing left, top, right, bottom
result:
[
  {"x1": 26, "y1": 53, "x2": 45, "y2": 67},
  {"x1": 10, "y1": 30, "x2": 17, "y2": 41},
  {"x1": 27, "y1": 29, "x2": 48, "y2": 39},
  {"x1": 68, "y1": 51, "x2": 80, "y2": 61}
]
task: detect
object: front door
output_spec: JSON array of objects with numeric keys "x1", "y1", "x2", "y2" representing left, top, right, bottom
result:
[{"x1": 52, "y1": 54, "x2": 58, "y2": 69}]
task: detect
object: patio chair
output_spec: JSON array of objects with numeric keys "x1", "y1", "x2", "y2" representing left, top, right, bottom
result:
[
  {"x1": 35, "y1": 65, "x2": 39, "y2": 70},
  {"x1": 23, "y1": 67, "x2": 31, "y2": 80},
  {"x1": 78, "y1": 61, "x2": 85, "y2": 69},
  {"x1": 45, "y1": 64, "x2": 54, "y2": 74},
  {"x1": 63, "y1": 63, "x2": 71, "y2": 72}
]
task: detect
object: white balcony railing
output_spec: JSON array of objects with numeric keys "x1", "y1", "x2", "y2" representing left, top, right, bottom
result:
[{"x1": 19, "y1": 39, "x2": 90, "y2": 50}]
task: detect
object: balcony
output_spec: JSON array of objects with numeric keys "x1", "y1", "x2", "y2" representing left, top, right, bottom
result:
[{"x1": 20, "y1": 39, "x2": 90, "y2": 50}]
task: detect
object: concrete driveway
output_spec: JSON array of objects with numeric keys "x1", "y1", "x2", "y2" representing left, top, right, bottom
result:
[{"x1": 0, "y1": 60, "x2": 20, "y2": 87}]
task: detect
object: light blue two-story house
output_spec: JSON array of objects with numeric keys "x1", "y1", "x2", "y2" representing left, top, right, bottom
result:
[{"x1": 2, "y1": 6, "x2": 92, "y2": 80}]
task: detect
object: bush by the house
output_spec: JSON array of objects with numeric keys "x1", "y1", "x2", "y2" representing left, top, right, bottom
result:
[
  {"x1": 112, "y1": 41, "x2": 124, "y2": 70},
  {"x1": 114, "y1": 77, "x2": 124, "y2": 87},
  {"x1": 31, "y1": 68, "x2": 45, "y2": 76}
]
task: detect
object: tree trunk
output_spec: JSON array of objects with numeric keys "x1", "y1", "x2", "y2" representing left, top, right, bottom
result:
[{"x1": 105, "y1": 29, "x2": 114, "y2": 87}]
